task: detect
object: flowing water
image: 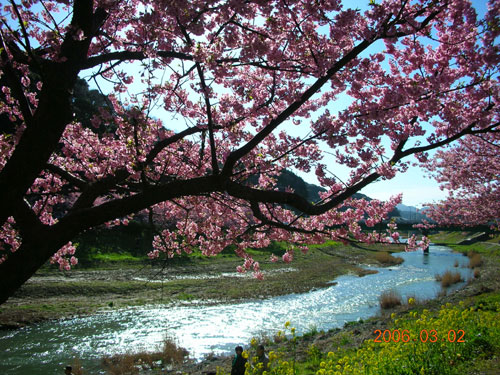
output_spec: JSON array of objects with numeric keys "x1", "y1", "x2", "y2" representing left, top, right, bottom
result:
[{"x1": 0, "y1": 245, "x2": 472, "y2": 374}]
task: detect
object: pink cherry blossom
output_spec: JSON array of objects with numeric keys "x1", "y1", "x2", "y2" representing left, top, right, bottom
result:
[
  {"x1": 282, "y1": 251, "x2": 294, "y2": 264},
  {"x1": 423, "y1": 133, "x2": 499, "y2": 229},
  {"x1": 270, "y1": 254, "x2": 279, "y2": 263}
]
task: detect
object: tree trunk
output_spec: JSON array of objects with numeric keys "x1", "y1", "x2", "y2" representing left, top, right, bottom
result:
[
  {"x1": 0, "y1": 68, "x2": 75, "y2": 227},
  {"x1": 0, "y1": 228, "x2": 72, "y2": 305}
]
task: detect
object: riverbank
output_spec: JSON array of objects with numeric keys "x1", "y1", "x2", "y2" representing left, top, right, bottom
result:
[
  {"x1": 167, "y1": 233, "x2": 500, "y2": 375},
  {"x1": 0, "y1": 241, "x2": 404, "y2": 328}
]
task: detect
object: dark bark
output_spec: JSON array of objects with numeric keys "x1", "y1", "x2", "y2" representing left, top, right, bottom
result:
[
  {"x1": 0, "y1": 65, "x2": 75, "y2": 226},
  {"x1": 0, "y1": 0, "x2": 107, "y2": 227},
  {"x1": 0, "y1": 228, "x2": 73, "y2": 305}
]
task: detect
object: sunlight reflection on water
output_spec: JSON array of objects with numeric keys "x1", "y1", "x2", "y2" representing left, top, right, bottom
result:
[{"x1": 0, "y1": 245, "x2": 471, "y2": 374}]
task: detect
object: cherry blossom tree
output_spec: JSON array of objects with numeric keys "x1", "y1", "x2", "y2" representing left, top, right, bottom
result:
[
  {"x1": 421, "y1": 0, "x2": 500, "y2": 230},
  {"x1": 424, "y1": 132, "x2": 500, "y2": 229},
  {"x1": 0, "y1": 0, "x2": 498, "y2": 304}
]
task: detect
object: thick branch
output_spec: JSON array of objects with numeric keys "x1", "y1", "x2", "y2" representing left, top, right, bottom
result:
[
  {"x1": 145, "y1": 125, "x2": 208, "y2": 165},
  {"x1": 250, "y1": 201, "x2": 328, "y2": 235},
  {"x1": 59, "y1": 176, "x2": 223, "y2": 233},
  {"x1": 45, "y1": 164, "x2": 87, "y2": 189},
  {"x1": 72, "y1": 169, "x2": 130, "y2": 211},
  {"x1": 195, "y1": 62, "x2": 219, "y2": 174},
  {"x1": 12, "y1": 199, "x2": 47, "y2": 236},
  {"x1": 396, "y1": 120, "x2": 500, "y2": 159},
  {"x1": 224, "y1": 175, "x2": 381, "y2": 216},
  {"x1": 81, "y1": 50, "x2": 193, "y2": 70},
  {"x1": 0, "y1": 39, "x2": 34, "y2": 125}
]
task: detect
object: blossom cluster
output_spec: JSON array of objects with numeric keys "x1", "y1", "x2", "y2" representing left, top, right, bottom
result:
[{"x1": 49, "y1": 242, "x2": 78, "y2": 271}]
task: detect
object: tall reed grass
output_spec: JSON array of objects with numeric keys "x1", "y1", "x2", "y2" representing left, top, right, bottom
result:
[
  {"x1": 379, "y1": 290, "x2": 402, "y2": 309},
  {"x1": 101, "y1": 334, "x2": 188, "y2": 374},
  {"x1": 435, "y1": 270, "x2": 463, "y2": 288},
  {"x1": 374, "y1": 251, "x2": 404, "y2": 265},
  {"x1": 468, "y1": 252, "x2": 483, "y2": 268}
]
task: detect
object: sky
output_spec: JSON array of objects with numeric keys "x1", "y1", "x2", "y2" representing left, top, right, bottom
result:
[{"x1": 83, "y1": 0, "x2": 490, "y2": 208}]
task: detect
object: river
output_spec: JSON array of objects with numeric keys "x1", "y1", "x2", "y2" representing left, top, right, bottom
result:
[{"x1": 0, "y1": 244, "x2": 472, "y2": 374}]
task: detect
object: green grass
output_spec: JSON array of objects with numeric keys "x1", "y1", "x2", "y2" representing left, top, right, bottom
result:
[
  {"x1": 71, "y1": 225, "x2": 408, "y2": 272},
  {"x1": 429, "y1": 231, "x2": 500, "y2": 246},
  {"x1": 428, "y1": 232, "x2": 500, "y2": 264},
  {"x1": 448, "y1": 242, "x2": 499, "y2": 255},
  {"x1": 176, "y1": 292, "x2": 195, "y2": 301},
  {"x1": 429, "y1": 231, "x2": 474, "y2": 244},
  {"x1": 302, "y1": 324, "x2": 320, "y2": 338},
  {"x1": 89, "y1": 252, "x2": 143, "y2": 263},
  {"x1": 73, "y1": 226, "x2": 297, "y2": 269},
  {"x1": 466, "y1": 290, "x2": 500, "y2": 309},
  {"x1": 308, "y1": 240, "x2": 342, "y2": 248}
]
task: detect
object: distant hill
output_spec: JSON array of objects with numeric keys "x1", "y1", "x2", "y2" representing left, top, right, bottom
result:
[
  {"x1": 395, "y1": 204, "x2": 431, "y2": 222},
  {"x1": 276, "y1": 169, "x2": 370, "y2": 203},
  {"x1": 275, "y1": 170, "x2": 400, "y2": 218}
]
